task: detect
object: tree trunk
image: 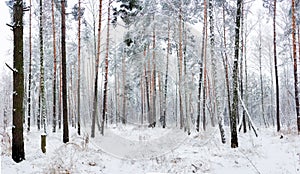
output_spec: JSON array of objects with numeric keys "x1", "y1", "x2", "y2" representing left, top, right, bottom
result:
[
  {"x1": 51, "y1": 0, "x2": 57, "y2": 133},
  {"x1": 258, "y1": 21, "x2": 267, "y2": 128},
  {"x1": 39, "y1": 0, "x2": 46, "y2": 134},
  {"x1": 202, "y1": 0, "x2": 208, "y2": 131},
  {"x1": 162, "y1": 21, "x2": 170, "y2": 128},
  {"x1": 196, "y1": 0, "x2": 207, "y2": 132},
  {"x1": 61, "y1": 0, "x2": 69, "y2": 143},
  {"x1": 101, "y1": 1, "x2": 111, "y2": 135},
  {"x1": 122, "y1": 49, "x2": 127, "y2": 124},
  {"x1": 273, "y1": 0, "x2": 280, "y2": 132},
  {"x1": 12, "y1": 0, "x2": 25, "y2": 163},
  {"x1": 292, "y1": 0, "x2": 300, "y2": 133},
  {"x1": 178, "y1": 7, "x2": 184, "y2": 129},
  {"x1": 145, "y1": 61, "x2": 150, "y2": 124},
  {"x1": 27, "y1": 0, "x2": 32, "y2": 132},
  {"x1": 231, "y1": 0, "x2": 242, "y2": 148},
  {"x1": 59, "y1": 62, "x2": 62, "y2": 129},
  {"x1": 239, "y1": 2, "x2": 246, "y2": 132},
  {"x1": 208, "y1": 0, "x2": 216, "y2": 127},
  {"x1": 222, "y1": 3, "x2": 232, "y2": 132},
  {"x1": 77, "y1": 0, "x2": 82, "y2": 135},
  {"x1": 151, "y1": 14, "x2": 157, "y2": 126},
  {"x1": 91, "y1": 0, "x2": 103, "y2": 138}
]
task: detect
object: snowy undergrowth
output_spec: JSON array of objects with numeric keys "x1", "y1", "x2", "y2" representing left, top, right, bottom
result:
[{"x1": 1, "y1": 125, "x2": 300, "y2": 174}]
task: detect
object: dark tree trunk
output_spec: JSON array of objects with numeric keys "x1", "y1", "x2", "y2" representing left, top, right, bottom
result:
[
  {"x1": 162, "y1": 21, "x2": 170, "y2": 128},
  {"x1": 91, "y1": 0, "x2": 103, "y2": 138},
  {"x1": 77, "y1": 0, "x2": 81, "y2": 135},
  {"x1": 51, "y1": 0, "x2": 57, "y2": 133},
  {"x1": 273, "y1": 0, "x2": 280, "y2": 132},
  {"x1": 27, "y1": 0, "x2": 32, "y2": 132},
  {"x1": 12, "y1": 0, "x2": 25, "y2": 163},
  {"x1": 61, "y1": 0, "x2": 69, "y2": 143},
  {"x1": 231, "y1": 0, "x2": 243, "y2": 148},
  {"x1": 196, "y1": 0, "x2": 207, "y2": 132},
  {"x1": 101, "y1": 1, "x2": 111, "y2": 135}
]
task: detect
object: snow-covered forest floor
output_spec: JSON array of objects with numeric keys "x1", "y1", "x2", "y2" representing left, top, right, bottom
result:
[{"x1": 1, "y1": 125, "x2": 300, "y2": 174}]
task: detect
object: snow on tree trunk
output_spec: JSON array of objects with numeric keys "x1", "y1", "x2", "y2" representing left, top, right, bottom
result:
[
  {"x1": 51, "y1": 0, "x2": 57, "y2": 133},
  {"x1": 231, "y1": 0, "x2": 243, "y2": 148},
  {"x1": 27, "y1": 0, "x2": 32, "y2": 132},
  {"x1": 101, "y1": 1, "x2": 111, "y2": 135}
]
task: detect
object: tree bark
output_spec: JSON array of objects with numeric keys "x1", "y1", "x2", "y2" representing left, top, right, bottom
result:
[
  {"x1": 101, "y1": 1, "x2": 111, "y2": 135},
  {"x1": 27, "y1": 0, "x2": 32, "y2": 132},
  {"x1": 39, "y1": 0, "x2": 46, "y2": 134},
  {"x1": 162, "y1": 21, "x2": 170, "y2": 128},
  {"x1": 231, "y1": 0, "x2": 243, "y2": 148},
  {"x1": 196, "y1": 0, "x2": 207, "y2": 132},
  {"x1": 222, "y1": 3, "x2": 232, "y2": 131},
  {"x1": 273, "y1": 0, "x2": 280, "y2": 132},
  {"x1": 61, "y1": 0, "x2": 69, "y2": 143},
  {"x1": 151, "y1": 14, "x2": 157, "y2": 126},
  {"x1": 258, "y1": 21, "x2": 267, "y2": 127},
  {"x1": 12, "y1": 0, "x2": 25, "y2": 163},
  {"x1": 77, "y1": 0, "x2": 81, "y2": 135},
  {"x1": 292, "y1": 0, "x2": 300, "y2": 133},
  {"x1": 91, "y1": 0, "x2": 103, "y2": 138},
  {"x1": 178, "y1": 6, "x2": 184, "y2": 129},
  {"x1": 51, "y1": 0, "x2": 57, "y2": 133}
]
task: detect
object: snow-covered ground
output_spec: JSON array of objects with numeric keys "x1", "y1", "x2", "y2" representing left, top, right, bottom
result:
[{"x1": 1, "y1": 125, "x2": 300, "y2": 174}]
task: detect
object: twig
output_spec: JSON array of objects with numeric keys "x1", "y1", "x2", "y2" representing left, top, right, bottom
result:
[{"x1": 5, "y1": 63, "x2": 16, "y2": 72}]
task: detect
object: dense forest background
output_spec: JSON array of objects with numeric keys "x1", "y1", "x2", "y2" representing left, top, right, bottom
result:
[{"x1": 1, "y1": 0, "x2": 300, "y2": 166}]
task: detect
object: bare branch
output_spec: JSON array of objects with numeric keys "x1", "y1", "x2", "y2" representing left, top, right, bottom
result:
[{"x1": 5, "y1": 63, "x2": 16, "y2": 72}]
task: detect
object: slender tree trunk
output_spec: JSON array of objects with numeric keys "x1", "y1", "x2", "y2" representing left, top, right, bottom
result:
[
  {"x1": 39, "y1": 0, "x2": 46, "y2": 134},
  {"x1": 196, "y1": 0, "x2": 207, "y2": 132},
  {"x1": 269, "y1": 44, "x2": 275, "y2": 127},
  {"x1": 151, "y1": 14, "x2": 157, "y2": 126},
  {"x1": 101, "y1": 1, "x2": 111, "y2": 135},
  {"x1": 240, "y1": 2, "x2": 246, "y2": 132},
  {"x1": 244, "y1": 11, "x2": 249, "y2": 131},
  {"x1": 12, "y1": 0, "x2": 25, "y2": 163},
  {"x1": 209, "y1": 0, "x2": 216, "y2": 127},
  {"x1": 178, "y1": 7, "x2": 184, "y2": 129},
  {"x1": 114, "y1": 48, "x2": 118, "y2": 125},
  {"x1": 162, "y1": 21, "x2": 170, "y2": 128},
  {"x1": 231, "y1": 0, "x2": 242, "y2": 148},
  {"x1": 141, "y1": 73, "x2": 144, "y2": 125},
  {"x1": 91, "y1": 0, "x2": 103, "y2": 138},
  {"x1": 273, "y1": 0, "x2": 280, "y2": 132},
  {"x1": 145, "y1": 62, "x2": 150, "y2": 124},
  {"x1": 258, "y1": 21, "x2": 267, "y2": 127},
  {"x1": 51, "y1": 0, "x2": 57, "y2": 133},
  {"x1": 61, "y1": 0, "x2": 69, "y2": 143},
  {"x1": 27, "y1": 0, "x2": 32, "y2": 132},
  {"x1": 122, "y1": 49, "x2": 127, "y2": 124},
  {"x1": 203, "y1": 0, "x2": 208, "y2": 131},
  {"x1": 222, "y1": 4, "x2": 232, "y2": 130},
  {"x1": 59, "y1": 62, "x2": 62, "y2": 129},
  {"x1": 77, "y1": 0, "x2": 81, "y2": 135},
  {"x1": 292, "y1": 0, "x2": 300, "y2": 133},
  {"x1": 183, "y1": 24, "x2": 190, "y2": 134}
]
